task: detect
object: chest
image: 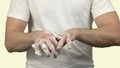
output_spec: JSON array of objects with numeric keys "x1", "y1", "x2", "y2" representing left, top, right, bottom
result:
[{"x1": 28, "y1": 0, "x2": 92, "y2": 13}]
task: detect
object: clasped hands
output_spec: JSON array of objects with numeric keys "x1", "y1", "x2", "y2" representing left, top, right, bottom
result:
[{"x1": 32, "y1": 29, "x2": 76, "y2": 58}]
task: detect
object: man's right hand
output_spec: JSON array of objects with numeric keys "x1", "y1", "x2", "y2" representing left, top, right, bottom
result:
[{"x1": 31, "y1": 31, "x2": 59, "y2": 58}]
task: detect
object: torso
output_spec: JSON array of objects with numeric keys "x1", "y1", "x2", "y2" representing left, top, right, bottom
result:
[{"x1": 27, "y1": 0, "x2": 94, "y2": 68}]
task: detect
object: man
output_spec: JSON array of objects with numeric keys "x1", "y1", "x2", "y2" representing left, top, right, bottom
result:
[{"x1": 5, "y1": 0, "x2": 120, "y2": 68}]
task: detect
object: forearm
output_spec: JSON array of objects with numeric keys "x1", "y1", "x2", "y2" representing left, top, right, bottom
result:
[
  {"x1": 75, "y1": 26, "x2": 120, "y2": 47},
  {"x1": 5, "y1": 31, "x2": 36, "y2": 52}
]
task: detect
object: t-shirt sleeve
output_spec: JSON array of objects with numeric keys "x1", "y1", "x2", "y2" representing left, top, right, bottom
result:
[
  {"x1": 91, "y1": 0, "x2": 115, "y2": 19},
  {"x1": 7, "y1": 0, "x2": 30, "y2": 22}
]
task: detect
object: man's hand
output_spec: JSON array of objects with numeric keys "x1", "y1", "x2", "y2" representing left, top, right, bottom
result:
[
  {"x1": 31, "y1": 31, "x2": 59, "y2": 58},
  {"x1": 56, "y1": 28, "x2": 77, "y2": 50},
  {"x1": 56, "y1": 12, "x2": 120, "y2": 48}
]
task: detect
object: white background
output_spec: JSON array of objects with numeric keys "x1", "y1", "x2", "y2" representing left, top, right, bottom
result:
[{"x1": 0, "y1": 0, "x2": 120, "y2": 68}]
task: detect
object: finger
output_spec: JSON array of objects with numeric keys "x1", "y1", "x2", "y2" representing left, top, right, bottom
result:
[
  {"x1": 45, "y1": 39, "x2": 58, "y2": 58},
  {"x1": 49, "y1": 36, "x2": 58, "y2": 47},
  {"x1": 53, "y1": 32, "x2": 62, "y2": 42},
  {"x1": 32, "y1": 39, "x2": 43, "y2": 56},
  {"x1": 44, "y1": 31, "x2": 58, "y2": 46},
  {"x1": 32, "y1": 38, "x2": 44, "y2": 56},
  {"x1": 57, "y1": 35, "x2": 66, "y2": 50},
  {"x1": 41, "y1": 43, "x2": 51, "y2": 57},
  {"x1": 66, "y1": 33, "x2": 72, "y2": 49},
  {"x1": 52, "y1": 32, "x2": 62, "y2": 40}
]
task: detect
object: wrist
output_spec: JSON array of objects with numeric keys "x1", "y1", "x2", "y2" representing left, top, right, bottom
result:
[
  {"x1": 72, "y1": 28, "x2": 79, "y2": 40},
  {"x1": 66, "y1": 28, "x2": 79, "y2": 41},
  {"x1": 28, "y1": 31, "x2": 44, "y2": 43}
]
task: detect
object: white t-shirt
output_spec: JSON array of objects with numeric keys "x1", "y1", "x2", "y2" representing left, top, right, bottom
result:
[{"x1": 8, "y1": 0, "x2": 115, "y2": 68}]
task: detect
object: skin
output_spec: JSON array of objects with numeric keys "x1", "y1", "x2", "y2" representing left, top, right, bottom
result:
[
  {"x1": 5, "y1": 11, "x2": 120, "y2": 55},
  {"x1": 57, "y1": 12, "x2": 120, "y2": 50}
]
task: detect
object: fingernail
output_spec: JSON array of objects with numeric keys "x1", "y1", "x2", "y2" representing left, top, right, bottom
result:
[
  {"x1": 68, "y1": 41, "x2": 72, "y2": 49},
  {"x1": 68, "y1": 46, "x2": 71, "y2": 49}
]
